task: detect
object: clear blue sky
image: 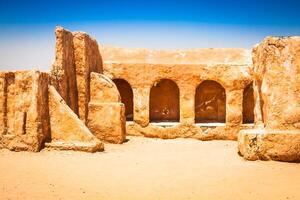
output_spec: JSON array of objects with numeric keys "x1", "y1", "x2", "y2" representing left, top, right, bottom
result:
[{"x1": 1, "y1": 0, "x2": 300, "y2": 70}]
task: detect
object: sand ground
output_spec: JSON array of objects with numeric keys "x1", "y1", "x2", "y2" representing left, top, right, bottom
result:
[{"x1": 1, "y1": 136, "x2": 300, "y2": 200}]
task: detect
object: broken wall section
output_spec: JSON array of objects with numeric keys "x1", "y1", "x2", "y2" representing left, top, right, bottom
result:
[
  {"x1": 51, "y1": 26, "x2": 103, "y2": 123},
  {"x1": 238, "y1": 36, "x2": 300, "y2": 162},
  {"x1": 0, "y1": 70, "x2": 50, "y2": 152},
  {"x1": 87, "y1": 72, "x2": 126, "y2": 144}
]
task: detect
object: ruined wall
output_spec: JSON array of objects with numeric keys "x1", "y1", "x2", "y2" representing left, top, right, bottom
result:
[
  {"x1": 0, "y1": 71, "x2": 50, "y2": 152},
  {"x1": 103, "y1": 62, "x2": 254, "y2": 140},
  {"x1": 100, "y1": 46, "x2": 251, "y2": 65},
  {"x1": 87, "y1": 73, "x2": 126, "y2": 144},
  {"x1": 73, "y1": 32, "x2": 103, "y2": 122},
  {"x1": 238, "y1": 37, "x2": 300, "y2": 161},
  {"x1": 51, "y1": 27, "x2": 103, "y2": 122},
  {"x1": 0, "y1": 70, "x2": 104, "y2": 152}
]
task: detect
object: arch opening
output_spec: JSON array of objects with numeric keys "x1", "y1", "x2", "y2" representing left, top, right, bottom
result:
[
  {"x1": 113, "y1": 79, "x2": 134, "y2": 121},
  {"x1": 243, "y1": 83, "x2": 254, "y2": 124},
  {"x1": 195, "y1": 80, "x2": 226, "y2": 123},
  {"x1": 150, "y1": 79, "x2": 180, "y2": 122}
]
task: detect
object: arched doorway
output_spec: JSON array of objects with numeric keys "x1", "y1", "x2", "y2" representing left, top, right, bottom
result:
[
  {"x1": 150, "y1": 79, "x2": 180, "y2": 122},
  {"x1": 195, "y1": 80, "x2": 226, "y2": 123},
  {"x1": 113, "y1": 79, "x2": 134, "y2": 121},
  {"x1": 243, "y1": 83, "x2": 254, "y2": 123}
]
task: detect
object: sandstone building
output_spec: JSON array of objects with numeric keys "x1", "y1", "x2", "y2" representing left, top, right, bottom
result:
[{"x1": 0, "y1": 27, "x2": 299, "y2": 162}]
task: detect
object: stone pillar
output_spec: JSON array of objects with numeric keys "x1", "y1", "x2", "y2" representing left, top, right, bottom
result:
[
  {"x1": 179, "y1": 84, "x2": 195, "y2": 124},
  {"x1": 226, "y1": 89, "x2": 243, "y2": 126},
  {"x1": 133, "y1": 87, "x2": 150, "y2": 127},
  {"x1": 73, "y1": 32, "x2": 103, "y2": 123},
  {"x1": 253, "y1": 80, "x2": 264, "y2": 127},
  {"x1": 51, "y1": 27, "x2": 78, "y2": 115}
]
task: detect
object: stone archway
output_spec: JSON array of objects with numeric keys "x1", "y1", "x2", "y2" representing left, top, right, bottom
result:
[
  {"x1": 150, "y1": 79, "x2": 180, "y2": 122},
  {"x1": 113, "y1": 79, "x2": 134, "y2": 121},
  {"x1": 195, "y1": 80, "x2": 226, "y2": 123}
]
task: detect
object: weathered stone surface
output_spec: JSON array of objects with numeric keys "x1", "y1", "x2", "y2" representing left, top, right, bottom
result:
[
  {"x1": 252, "y1": 36, "x2": 300, "y2": 129},
  {"x1": 51, "y1": 27, "x2": 79, "y2": 115},
  {"x1": 87, "y1": 72, "x2": 126, "y2": 144},
  {"x1": 47, "y1": 86, "x2": 104, "y2": 152},
  {"x1": 104, "y1": 62, "x2": 253, "y2": 140},
  {"x1": 88, "y1": 103, "x2": 126, "y2": 144},
  {"x1": 126, "y1": 122, "x2": 249, "y2": 141},
  {"x1": 100, "y1": 46, "x2": 251, "y2": 65},
  {"x1": 0, "y1": 70, "x2": 50, "y2": 152},
  {"x1": 226, "y1": 89, "x2": 243, "y2": 126},
  {"x1": 73, "y1": 32, "x2": 103, "y2": 122},
  {"x1": 89, "y1": 72, "x2": 120, "y2": 103},
  {"x1": 238, "y1": 129, "x2": 300, "y2": 162},
  {"x1": 238, "y1": 37, "x2": 300, "y2": 162},
  {"x1": 50, "y1": 27, "x2": 103, "y2": 123}
]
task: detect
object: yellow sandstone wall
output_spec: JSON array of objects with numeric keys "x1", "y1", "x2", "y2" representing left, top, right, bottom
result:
[
  {"x1": 51, "y1": 27, "x2": 103, "y2": 122},
  {"x1": 101, "y1": 46, "x2": 254, "y2": 140}
]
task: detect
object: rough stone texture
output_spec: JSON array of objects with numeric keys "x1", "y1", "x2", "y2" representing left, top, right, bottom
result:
[
  {"x1": 104, "y1": 62, "x2": 253, "y2": 140},
  {"x1": 88, "y1": 103, "x2": 126, "y2": 144},
  {"x1": 51, "y1": 27, "x2": 103, "y2": 122},
  {"x1": 0, "y1": 70, "x2": 50, "y2": 152},
  {"x1": 89, "y1": 72, "x2": 120, "y2": 103},
  {"x1": 51, "y1": 27, "x2": 78, "y2": 115},
  {"x1": 47, "y1": 85, "x2": 104, "y2": 152},
  {"x1": 238, "y1": 37, "x2": 300, "y2": 162},
  {"x1": 238, "y1": 129, "x2": 300, "y2": 162},
  {"x1": 73, "y1": 32, "x2": 103, "y2": 122},
  {"x1": 100, "y1": 46, "x2": 251, "y2": 65},
  {"x1": 87, "y1": 72, "x2": 126, "y2": 144},
  {"x1": 252, "y1": 37, "x2": 300, "y2": 129}
]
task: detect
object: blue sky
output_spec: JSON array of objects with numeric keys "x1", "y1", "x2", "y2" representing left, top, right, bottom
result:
[{"x1": 1, "y1": 0, "x2": 300, "y2": 70}]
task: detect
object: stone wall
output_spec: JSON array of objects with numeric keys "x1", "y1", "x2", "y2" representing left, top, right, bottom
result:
[
  {"x1": 103, "y1": 62, "x2": 254, "y2": 140},
  {"x1": 51, "y1": 27, "x2": 103, "y2": 122},
  {"x1": 0, "y1": 71, "x2": 50, "y2": 151},
  {"x1": 238, "y1": 37, "x2": 300, "y2": 162},
  {"x1": 100, "y1": 46, "x2": 251, "y2": 65},
  {"x1": 87, "y1": 73, "x2": 126, "y2": 144},
  {"x1": 0, "y1": 70, "x2": 104, "y2": 152}
]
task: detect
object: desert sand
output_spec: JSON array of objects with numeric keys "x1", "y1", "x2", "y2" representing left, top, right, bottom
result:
[{"x1": 1, "y1": 136, "x2": 300, "y2": 200}]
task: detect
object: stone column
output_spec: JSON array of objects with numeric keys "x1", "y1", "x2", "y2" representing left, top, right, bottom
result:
[
  {"x1": 253, "y1": 80, "x2": 264, "y2": 127},
  {"x1": 179, "y1": 84, "x2": 195, "y2": 124},
  {"x1": 133, "y1": 87, "x2": 150, "y2": 127},
  {"x1": 226, "y1": 89, "x2": 243, "y2": 126}
]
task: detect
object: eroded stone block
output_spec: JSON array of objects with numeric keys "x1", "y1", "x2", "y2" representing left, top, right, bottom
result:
[
  {"x1": 47, "y1": 86, "x2": 104, "y2": 152},
  {"x1": 238, "y1": 129, "x2": 300, "y2": 162},
  {"x1": 89, "y1": 72, "x2": 120, "y2": 103},
  {"x1": 88, "y1": 102, "x2": 126, "y2": 144},
  {"x1": 0, "y1": 71, "x2": 50, "y2": 152}
]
